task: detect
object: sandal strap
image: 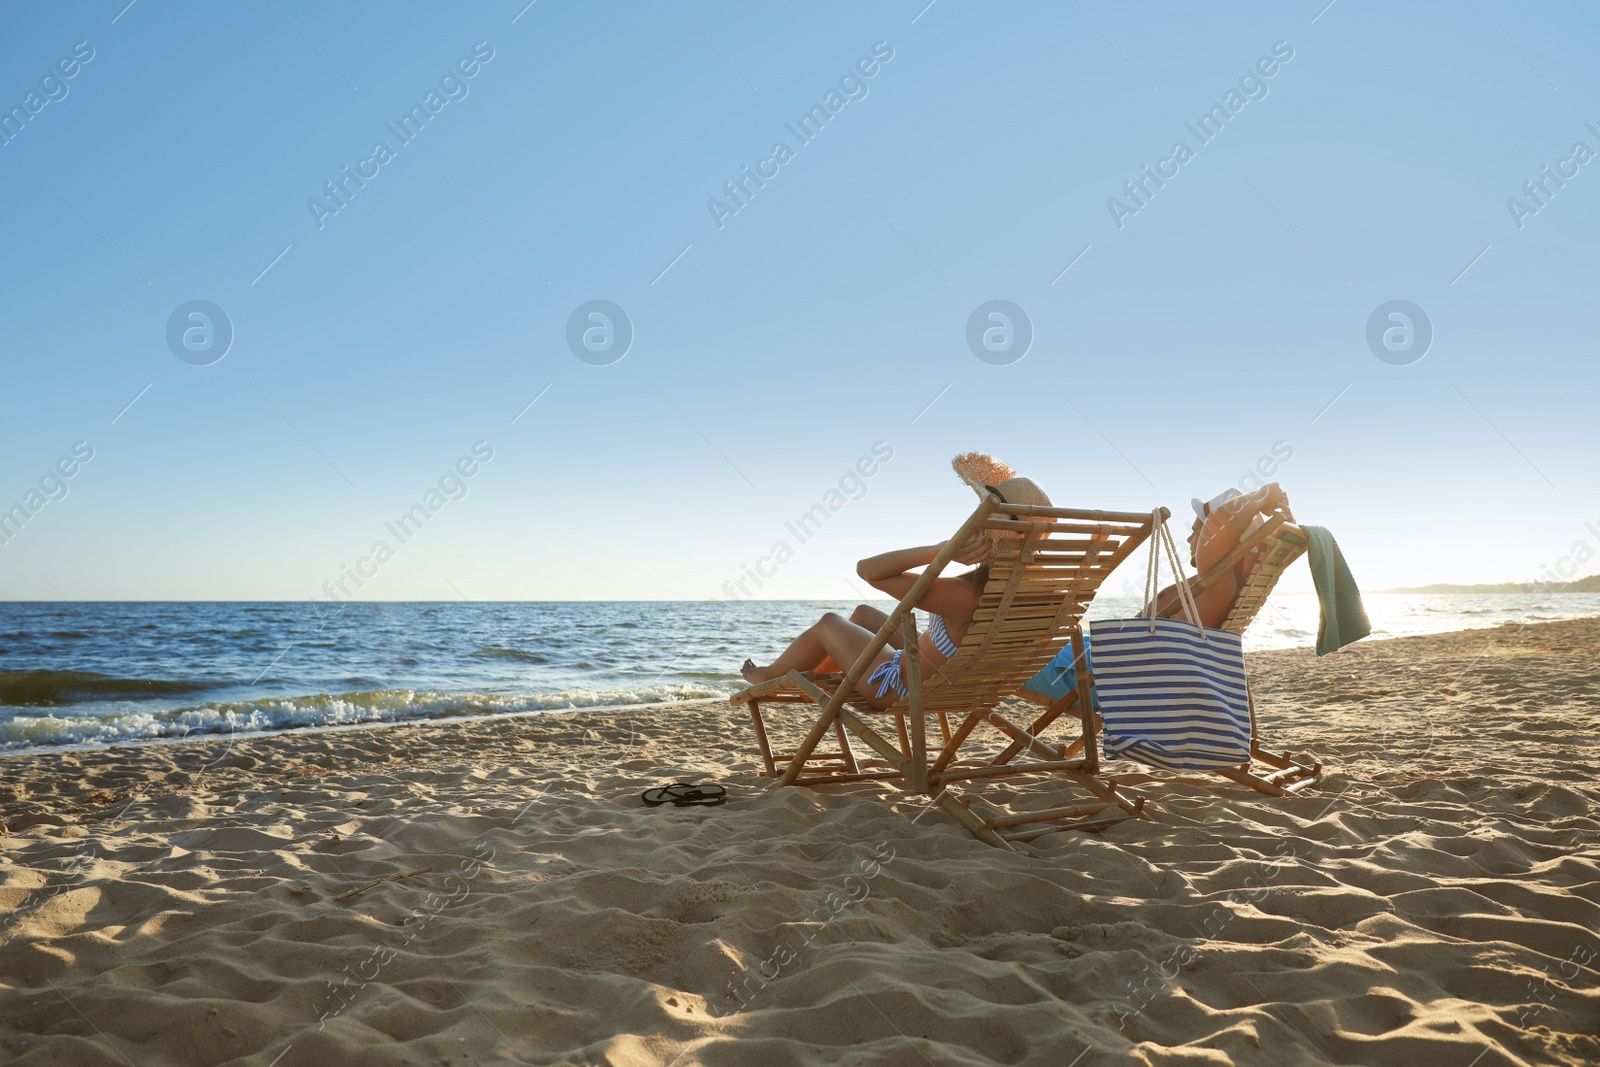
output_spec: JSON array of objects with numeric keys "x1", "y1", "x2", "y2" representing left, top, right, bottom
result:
[
  {"x1": 641, "y1": 782, "x2": 728, "y2": 807},
  {"x1": 641, "y1": 782, "x2": 699, "y2": 805}
]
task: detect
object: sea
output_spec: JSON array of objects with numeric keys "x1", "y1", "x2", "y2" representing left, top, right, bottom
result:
[{"x1": 3, "y1": 594, "x2": 1597, "y2": 754}]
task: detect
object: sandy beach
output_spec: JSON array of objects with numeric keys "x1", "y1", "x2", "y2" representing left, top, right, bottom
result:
[{"x1": 2, "y1": 617, "x2": 1597, "y2": 1066}]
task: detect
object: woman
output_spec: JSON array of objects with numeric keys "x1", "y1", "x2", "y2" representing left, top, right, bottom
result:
[{"x1": 739, "y1": 454, "x2": 1051, "y2": 709}]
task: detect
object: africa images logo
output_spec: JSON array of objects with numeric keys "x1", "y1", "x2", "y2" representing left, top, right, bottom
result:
[
  {"x1": 1106, "y1": 41, "x2": 1294, "y2": 229},
  {"x1": 306, "y1": 42, "x2": 495, "y2": 230},
  {"x1": 705, "y1": 41, "x2": 895, "y2": 230}
]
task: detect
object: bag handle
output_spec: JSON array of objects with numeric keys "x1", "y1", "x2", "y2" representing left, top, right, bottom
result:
[
  {"x1": 1141, "y1": 509, "x2": 1161, "y2": 622},
  {"x1": 1143, "y1": 508, "x2": 1206, "y2": 639}
]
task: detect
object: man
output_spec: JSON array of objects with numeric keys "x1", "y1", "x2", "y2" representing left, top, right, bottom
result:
[
  {"x1": 1156, "y1": 482, "x2": 1294, "y2": 628},
  {"x1": 1021, "y1": 482, "x2": 1295, "y2": 703}
]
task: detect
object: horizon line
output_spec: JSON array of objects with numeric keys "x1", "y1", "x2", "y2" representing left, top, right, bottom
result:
[{"x1": 2, "y1": 590, "x2": 1591, "y2": 604}]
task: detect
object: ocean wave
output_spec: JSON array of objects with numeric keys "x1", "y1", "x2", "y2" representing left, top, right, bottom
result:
[
  {"x1": 470, "y1": 647, "x2": 550, "y2": 663},
  {"x1": 0, "y1": 684, "x2": 729, "y2": 750},
  {"x1": 0, "y1": 670, "x2": 214, "y2": 707}
]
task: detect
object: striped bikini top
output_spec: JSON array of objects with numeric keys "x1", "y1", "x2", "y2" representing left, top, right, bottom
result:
[{"x1": 927, "y1": 613, "x2": 959, "y2": 658}]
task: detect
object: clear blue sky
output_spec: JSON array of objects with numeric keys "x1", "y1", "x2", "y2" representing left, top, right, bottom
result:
[{"x1": 1, "y1": 0, "x2": 1595, "y2": 600}]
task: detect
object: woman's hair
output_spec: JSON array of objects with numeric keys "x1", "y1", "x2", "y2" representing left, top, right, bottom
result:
[{"x1": 964, "y1": 563, "x2": 992, "y2": 592}]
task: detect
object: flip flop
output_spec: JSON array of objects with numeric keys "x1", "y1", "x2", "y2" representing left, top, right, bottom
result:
[
  {"x1": 642, "y1": 783, "x2": 697, "y2": 806},
  {"x1": 674, "y1": 784, "x2": 727, "y2": 807},
  {"x1": 641, "y1": 782, "x2": 728, "y2": 807}
]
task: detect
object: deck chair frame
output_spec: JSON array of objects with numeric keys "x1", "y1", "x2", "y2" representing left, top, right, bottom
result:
[
  {"x1": 730, "y1": 494, "x2": 1165, "y2": 847},
  {"x1": 989, "y1": 509, "x2": 1321, "y2": 796}
]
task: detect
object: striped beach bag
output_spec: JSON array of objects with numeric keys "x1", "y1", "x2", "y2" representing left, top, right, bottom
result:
[{"x1": 1089, "y1": 511, "x2": 1252, "y2": 771}]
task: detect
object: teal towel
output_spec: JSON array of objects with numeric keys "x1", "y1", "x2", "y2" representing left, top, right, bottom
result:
[
  {"x1": 1302, "y1": 525, "x2": 1371, "y2": 656},
  {"x1": 1019, "y1": 637, "x2": 1099, "y2": 708}
]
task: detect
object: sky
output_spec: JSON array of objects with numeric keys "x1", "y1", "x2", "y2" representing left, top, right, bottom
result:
[{"x1": 1, "y1": 0, "x2": 1596, "y2": 602}]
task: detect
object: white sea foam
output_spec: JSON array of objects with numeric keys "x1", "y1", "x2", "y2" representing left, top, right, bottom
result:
[{"x1": 0, "y1": 684, "x2": 729, "y2": 751}]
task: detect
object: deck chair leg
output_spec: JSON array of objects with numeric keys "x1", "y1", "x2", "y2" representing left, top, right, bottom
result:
[
  {"x1": 831, "y1": 719, "x2": 860, "y2": 774},
  {"x1": 1238, "y1": 741, "x2": 1322, "y2": 793},
  {"x1": 1250, "y1": 742, "x2": 1305, "y2": 770},
  {"x1": 828, "y1": 708, "x2": 1010, "y2": 849},
  {"x1": 991, "y1": 689, "x2": 1080, "y2": 766},
  {"x1": 776, "y1": 672, "x2": 849, "y2": 784},
  {"x1": 938, "y1": 712, "x2": 952, "y2": 746},
  {"x1": 1213, "y1": 765, "x2": 1292, "y2": 797},
  {"x1": 785, "y1": 672, "x2": 911, "y2": 786},
  {"x1": 1212, "y1": 688, "x2": 1321, "y2": 795},
  {"x1": 894, "y1": 714, "x2": 912, "y2": 759},
  {"x1": 749, "y1": 700, "x2": 776, "y2": 777},
  {"x1": 983, "y1": 711, "x2": 1069, "y2": 762},
  {"x1": 1060, "y1": 767, "x2": 1144, "y2": 816},
  {"x1": 932, "y1": 791, "x2": 1013, "y2": 850},
  {"x1": 928, "y1": 707, "x2": 992, "y2": 775},
  {"x1": 830, "y1": 708, "x2": 926, "y2": 796},
  {"x1": 1069, "y1": 624, "x2": 1102, "y2": 775},
  {"x1": 978, "y1": 709, "x2": 1142, "y2": 818},
  {"x1": 901, "y1": 613, "x2": 929, "y2": 792}
]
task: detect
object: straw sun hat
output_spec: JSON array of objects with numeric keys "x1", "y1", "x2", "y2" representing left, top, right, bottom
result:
[{"x1": 950, "y1": 452, "x2": 1052, "y2": 550}]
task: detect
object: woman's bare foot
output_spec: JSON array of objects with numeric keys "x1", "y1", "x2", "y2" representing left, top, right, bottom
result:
[{"x1": 740, "y1": 659, "x2": 773, "y2": 684}]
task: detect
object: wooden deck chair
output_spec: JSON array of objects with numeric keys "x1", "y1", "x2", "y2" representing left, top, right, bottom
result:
[
  {"x1": 729, "y1": 493, "x2": 1164, "y2": 848},
  {"x1": 990, "y1": 509, "x2": 1321, "y2": 796}
]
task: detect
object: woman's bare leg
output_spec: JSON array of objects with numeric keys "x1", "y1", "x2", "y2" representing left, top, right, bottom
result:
[
  {"x1": 849, "y1": 604, "x2": 900, "y2": 648},
  {"x1": 741, "y1": 612, "x2": 895, "y2": 705},
  {"x1": 811, "y1": 604, "x2": 898, "y2": 673}
]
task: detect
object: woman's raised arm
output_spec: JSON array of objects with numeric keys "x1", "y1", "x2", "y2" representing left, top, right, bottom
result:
[
  {"x1": 1195, "y1": 483, "x2": 1292, "y2": 574},
  {"x1": 857, "y1": 535, "x2": 994, "y2": 611},
  {"x1": 856, "y1": 544, "x2": 940, "y2": 587}
]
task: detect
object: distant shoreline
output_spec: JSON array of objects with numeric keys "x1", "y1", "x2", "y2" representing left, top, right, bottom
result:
[{"x1": 1380, "y1": 580, "x2": 1600, "y2": 594}]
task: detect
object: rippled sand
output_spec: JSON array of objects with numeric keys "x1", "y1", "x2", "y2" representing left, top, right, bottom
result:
[{"x1": 2, "y1": 618, "x2": 1597, "y2": 1065}]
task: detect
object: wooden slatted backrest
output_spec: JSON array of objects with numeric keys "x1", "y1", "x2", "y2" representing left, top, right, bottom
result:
[
  {"x1": 889, "y1": 505, "x2": 1160, "y2": 717},
  {"x1": 1154, "y1": 510, "x2": 1308, "y2": 635},
  {"x1": 1218, "y1": 522, "x2": 1307, "y2": 634}
]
